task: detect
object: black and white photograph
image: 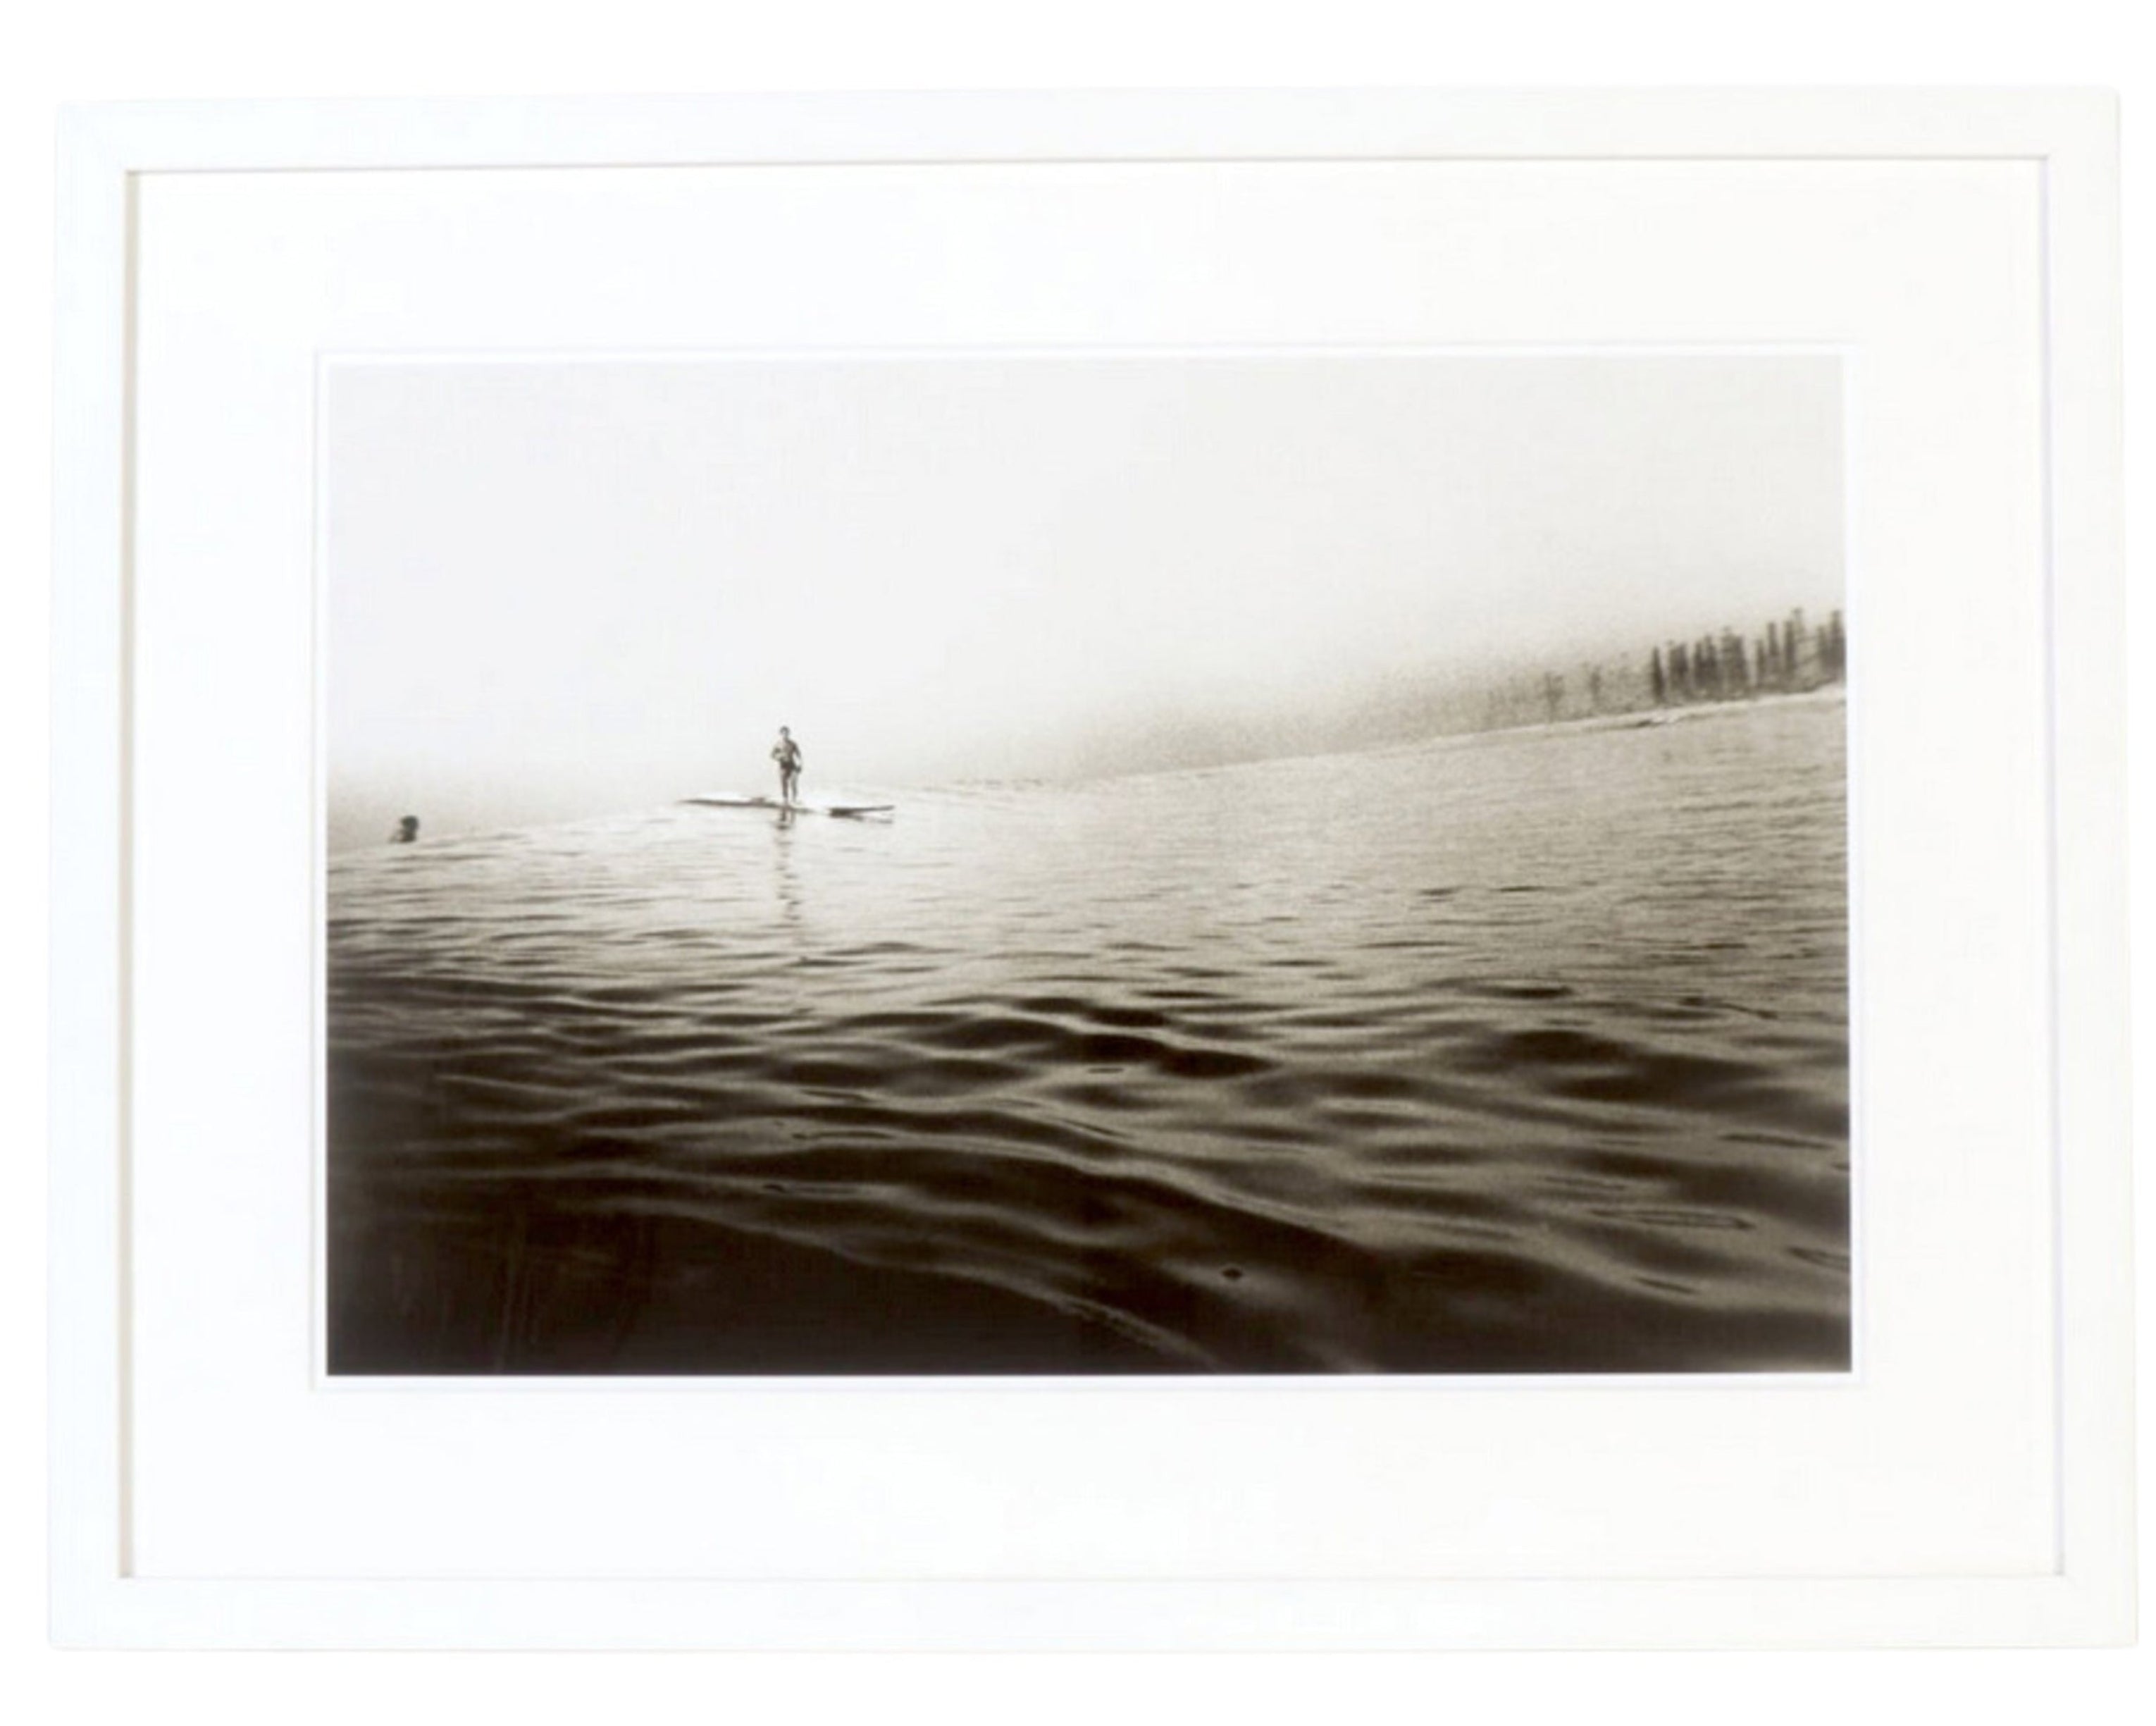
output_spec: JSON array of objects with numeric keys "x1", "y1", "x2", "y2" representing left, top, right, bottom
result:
[{"x1": 324, "y1": 351, "x2": 1850, "y2": 1376}]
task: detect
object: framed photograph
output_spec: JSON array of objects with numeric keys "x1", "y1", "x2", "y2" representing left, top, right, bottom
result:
[{"x1": 51, "y1": 90, "x2": 2129, "y2": 1647}]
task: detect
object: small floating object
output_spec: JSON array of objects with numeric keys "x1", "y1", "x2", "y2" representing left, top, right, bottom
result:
[{"x1": 683, "y1": 794, "x2": 895, "y2": 818}]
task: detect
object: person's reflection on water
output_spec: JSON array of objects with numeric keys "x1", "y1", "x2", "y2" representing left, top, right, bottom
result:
[{"x1": 772, "y1": 804, "x2": 803, "y2": 928}]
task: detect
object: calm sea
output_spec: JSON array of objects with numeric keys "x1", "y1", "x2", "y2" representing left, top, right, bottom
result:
[{"x1": 328, "y1": 696, "x2": 1849, "y2": 1374}]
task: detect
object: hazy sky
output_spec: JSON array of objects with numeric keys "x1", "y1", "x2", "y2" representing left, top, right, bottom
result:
[{"x1": 326, "y1": 353, "x2": 1842, "y2": 846}]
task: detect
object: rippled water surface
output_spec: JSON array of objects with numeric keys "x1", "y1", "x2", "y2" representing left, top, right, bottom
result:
[{"x1": 328, "y1": 698, "x2": 1849, "y2": 1374}]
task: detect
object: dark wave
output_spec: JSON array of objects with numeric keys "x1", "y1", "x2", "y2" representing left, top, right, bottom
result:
[{"x1": 328, "y1": 700, "x2": 1849, "y2": 1374}]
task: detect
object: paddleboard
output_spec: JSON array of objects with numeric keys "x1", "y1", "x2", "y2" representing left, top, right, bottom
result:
[{"x1": 683, "y1": 795, "x2": 895, "y2": 818}]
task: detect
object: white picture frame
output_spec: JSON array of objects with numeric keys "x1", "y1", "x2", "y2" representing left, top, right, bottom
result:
[{"x1": 51, "y1": 89, "x2": 2129, "y2": 1648}]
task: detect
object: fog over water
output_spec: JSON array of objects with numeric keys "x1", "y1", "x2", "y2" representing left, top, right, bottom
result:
[
  {"x1": 326, "y1": 354, "x2": 1841, "y2": 849},
  {"x1": 326, "y1": 352, "x2": 1850, "y2": 1375}
]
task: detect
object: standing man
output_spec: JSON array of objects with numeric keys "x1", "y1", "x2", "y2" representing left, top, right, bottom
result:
[{"x1": 771, "y1": 725, "x2": 803, "y2": 807}]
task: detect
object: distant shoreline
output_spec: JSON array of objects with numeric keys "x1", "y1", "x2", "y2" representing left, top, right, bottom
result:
[
  {"x1": 1047, "y1": 682, "x2": 1847, "y2": 793},
  {"x1": 1459, "y1": 680, "x2": 1847, "y2": 747}
]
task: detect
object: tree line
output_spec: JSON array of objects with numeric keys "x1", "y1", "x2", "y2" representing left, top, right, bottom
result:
[{"x1": 1483, "y1": 606, "x2": 1848, "y2": 731}]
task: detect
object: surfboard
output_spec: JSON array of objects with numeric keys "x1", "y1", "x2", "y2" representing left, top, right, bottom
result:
[{"x1": 683, "y1": 795, "x2": 895, "y2": 818}]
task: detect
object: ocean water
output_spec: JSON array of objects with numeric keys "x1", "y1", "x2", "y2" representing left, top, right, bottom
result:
[{"x1": 328, "y1": 696, "x2": 1849, "y2": 1374}]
